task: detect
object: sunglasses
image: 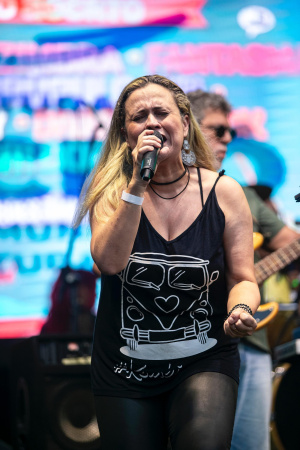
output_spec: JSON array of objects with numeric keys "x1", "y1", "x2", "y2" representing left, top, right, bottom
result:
[{"x1": 204, "y1": 125, "x2": 236, "y2": 139}]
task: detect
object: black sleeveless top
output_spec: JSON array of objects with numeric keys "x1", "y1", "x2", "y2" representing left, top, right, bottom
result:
[{"x1": 91, "y1": 170, "x2": 239, "y2": 398}]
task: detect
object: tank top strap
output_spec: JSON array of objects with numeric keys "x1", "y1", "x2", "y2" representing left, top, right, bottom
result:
[
  {"x1": 197, "y1": 167, "x2": 204, "y2": 208},
  {"x1": 210, "y1": 169, "x2": 225, "y2": 193},
  {"x1": 197, "y1": 168, "x2": 225, "y2": 208},
  {"x1": 214, "y1": 169, "x2": 225, "y2": 185}
]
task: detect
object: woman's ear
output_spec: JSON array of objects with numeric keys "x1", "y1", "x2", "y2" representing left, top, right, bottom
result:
[{"x1": 183, "y1": 114, "x2": 190, "y2": 137}]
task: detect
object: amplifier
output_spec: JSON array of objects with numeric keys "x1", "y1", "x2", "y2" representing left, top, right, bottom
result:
[
  {"x1": 10, "y1": 335, "x2": 100, "y2": 450},
  {"x1": 37, "y1": 334, "x2": 93, "y2": 367}
]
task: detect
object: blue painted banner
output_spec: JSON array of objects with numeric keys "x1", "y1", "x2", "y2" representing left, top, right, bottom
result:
[{"x1": 0, "y1": 0, "x2": 299, "y2": 337}]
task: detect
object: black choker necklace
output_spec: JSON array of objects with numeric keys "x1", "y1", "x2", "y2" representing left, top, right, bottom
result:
[
  {"x1": 150, "y1": 165, "x2": 187, "y2": 186},
  {"x1": 149, "y1": 166, "x2": 190, "y2": 200}
]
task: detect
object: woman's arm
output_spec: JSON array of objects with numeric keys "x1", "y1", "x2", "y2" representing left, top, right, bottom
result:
[
  {"x1": 92, "y1": 262, "x2": 102, "y2": 278},
  {"x1": 90, "y1": 130, "x2": 163, "y2": 275},
  {"x1": 90, "y1": 184, "x2": 145, "y2": 275},
  {"x1": 216, "y1": 176, "x2": 261, "y2": 337}
]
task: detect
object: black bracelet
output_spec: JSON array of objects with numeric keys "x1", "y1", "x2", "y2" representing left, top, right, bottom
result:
[{"x1": 226, "y1": 303, "x2": 253, "y2": 320}]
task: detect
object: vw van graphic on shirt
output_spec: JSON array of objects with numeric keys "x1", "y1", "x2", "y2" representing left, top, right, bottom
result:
[{"x1": 118, "y1": 253, "x2": 219, "y2": 360}]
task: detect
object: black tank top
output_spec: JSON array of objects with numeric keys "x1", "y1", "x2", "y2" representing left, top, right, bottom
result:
[{"x1": 91, "y1": 169, "x2": 239, "y2": 398}]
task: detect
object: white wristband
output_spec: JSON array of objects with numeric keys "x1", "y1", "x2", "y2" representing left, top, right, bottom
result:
[{"x1": 121, "y1": 190, "x2": 144, "y2": 206}]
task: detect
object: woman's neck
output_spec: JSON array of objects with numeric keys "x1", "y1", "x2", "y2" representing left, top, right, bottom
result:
[{"x1": 151, "y1": 160, "x2": 185, "y2": 185}]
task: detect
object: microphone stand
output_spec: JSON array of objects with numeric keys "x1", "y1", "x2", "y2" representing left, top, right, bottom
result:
[{"x1": 58, "y1": 101, "x2": 103, "y2": 334}]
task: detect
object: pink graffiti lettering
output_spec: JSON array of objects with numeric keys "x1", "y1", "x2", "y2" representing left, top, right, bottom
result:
[{"x1": 147, "y1": 43, "x2": 300, "y2": 76}]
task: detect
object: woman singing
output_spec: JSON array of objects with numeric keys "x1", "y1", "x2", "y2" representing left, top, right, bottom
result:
[{"x1": 74, "y1": 75, "x2": 260, "y2": 450}]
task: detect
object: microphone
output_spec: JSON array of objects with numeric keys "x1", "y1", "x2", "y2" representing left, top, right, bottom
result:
[{"x1": 140, "y1": 130, "x2": 163, "y2": 181}]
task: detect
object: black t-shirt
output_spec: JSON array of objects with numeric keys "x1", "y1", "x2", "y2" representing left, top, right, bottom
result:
[{"x1": 91, "y1": 171, "x2": 239, "y2": 398}]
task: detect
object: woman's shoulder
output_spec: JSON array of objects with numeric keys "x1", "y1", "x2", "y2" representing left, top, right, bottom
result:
[
  {"x1": 199, "y1": 168, "x2": 247, "y2": 204},
  {"x1": 198, "y1": 168, "x2": 251, "y2": 219},
  {"x1": 200, "y1": 168, "x2": 242, "y2": 191},
  {"x1": 216, "y1": 174, "x2": 250, "y2": 214},
  {"x1": 216, "y1": 171, "x2": 244, "y2": 192}
]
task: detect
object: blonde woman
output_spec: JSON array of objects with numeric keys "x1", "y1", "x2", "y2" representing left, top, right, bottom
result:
[{"x1": 75, "y1": 75, "x2": 260, "y2": 450}]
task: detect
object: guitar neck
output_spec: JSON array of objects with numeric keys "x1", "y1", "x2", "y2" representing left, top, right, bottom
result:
[{"x1": 255, "y1": 238, "x2": 300, "y2": 286}]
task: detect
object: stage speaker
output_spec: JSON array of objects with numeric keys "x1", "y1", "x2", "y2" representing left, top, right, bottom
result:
[{"x1": 10, "y1": 335, "x2": 100, "y2": 450}]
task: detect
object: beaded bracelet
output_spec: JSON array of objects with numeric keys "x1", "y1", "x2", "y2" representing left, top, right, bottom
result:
[{"x1": 226, "y1": 303, "x2": 253, "y2": 320}]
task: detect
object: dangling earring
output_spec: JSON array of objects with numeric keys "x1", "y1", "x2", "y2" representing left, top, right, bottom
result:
[{"x1": 181, "y1": 139, "x2": 196, "y2": 166}]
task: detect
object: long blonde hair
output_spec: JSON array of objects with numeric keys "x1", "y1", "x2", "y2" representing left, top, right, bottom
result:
[{"x1": 73, "y1": 75, "x2": 215, "y2": 227}]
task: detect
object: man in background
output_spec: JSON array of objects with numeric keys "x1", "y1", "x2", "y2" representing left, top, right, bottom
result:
[{"x1": 187, "y1": 89, "x2": 299, "y2": 450}]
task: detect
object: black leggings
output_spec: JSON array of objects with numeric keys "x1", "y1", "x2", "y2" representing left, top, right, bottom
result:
[{"x1": 94, "y1": 372, "x2": 238, "y2": 450}]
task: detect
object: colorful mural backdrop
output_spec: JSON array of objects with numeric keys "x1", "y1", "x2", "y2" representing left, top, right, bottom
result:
[{"x1": 0, "y1": 0, "x2": 299, "y2": 337}]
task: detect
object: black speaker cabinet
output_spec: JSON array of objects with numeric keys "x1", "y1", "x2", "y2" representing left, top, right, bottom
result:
[{"x1": 10, "y1": 335, "x2": 100, "y2": 450}]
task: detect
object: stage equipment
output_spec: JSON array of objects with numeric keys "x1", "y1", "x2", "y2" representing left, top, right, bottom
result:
[
  {"x1": 10, "y1": 335, "x2": 100, "y2": 450},
  {"x1": 271, "y1": 339, "x2": 300, "y2": 450}
]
